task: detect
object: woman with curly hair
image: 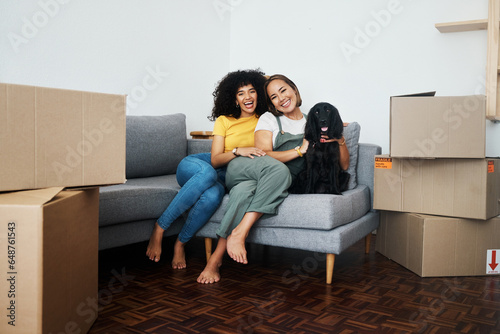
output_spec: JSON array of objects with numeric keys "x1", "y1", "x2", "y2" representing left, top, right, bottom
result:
[
  {"x1": 147, "y1": 69, "x2": 267, "y2": 269},
  {"x1": 197, "y1": 83, "x2": 293, "y2": 284}
]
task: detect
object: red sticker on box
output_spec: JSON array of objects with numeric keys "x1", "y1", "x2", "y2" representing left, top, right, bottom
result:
[
  {"x1": 375, "y1": 157, "x2": 392, "y2": 169},
  {"x1": 487, "y1": 249, "x2": 499, "y2": 274},
  {"x1": 488, "y1": 161, "x2": 494, "y2": 173}
]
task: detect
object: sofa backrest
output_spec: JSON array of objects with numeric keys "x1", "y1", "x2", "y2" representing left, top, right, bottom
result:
[{"x1": 126, "y1": 114, "x2": 187, "y2": 178}]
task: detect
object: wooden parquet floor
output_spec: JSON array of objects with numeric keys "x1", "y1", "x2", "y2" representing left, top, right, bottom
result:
[{"x1": 89, "y1": 235, "x2": 500, "y2": 334}]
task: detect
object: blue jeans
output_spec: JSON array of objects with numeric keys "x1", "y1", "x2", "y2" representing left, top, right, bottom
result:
[{"x1": 157, "y1": 153, "x2": 226, "y2": 243}]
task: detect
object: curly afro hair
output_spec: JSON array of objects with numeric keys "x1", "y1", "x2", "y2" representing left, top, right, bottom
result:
[{"x1": 208, "y1": 69, "x2": 268, "y2": 121}]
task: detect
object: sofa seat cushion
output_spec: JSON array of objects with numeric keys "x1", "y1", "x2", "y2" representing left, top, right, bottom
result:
[
  {"x1": 99, "y1": 175, "x2": 180, "y2": 227},
  {"x1": 197, "y1": 211, "x2": 379, "y2": 254},
  {"x1": 208, "y1": 184, "x2": 371, "y2": 231}
]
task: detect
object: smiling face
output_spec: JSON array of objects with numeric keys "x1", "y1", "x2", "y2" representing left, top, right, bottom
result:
[
  {"x1": 235, "y1": 84, "x2": 258, "y2": 117},
  {"x1": 266, "y1": 79, "x2": 298, "y2": 114}
]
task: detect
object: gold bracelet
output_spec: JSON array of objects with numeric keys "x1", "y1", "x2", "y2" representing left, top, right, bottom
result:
[
  {"x1": 295, "y1": 146, "x2": 303, "y2": 157},
  {"x1": 339, "y1": 138, "x2": 346, "y2": 146}
]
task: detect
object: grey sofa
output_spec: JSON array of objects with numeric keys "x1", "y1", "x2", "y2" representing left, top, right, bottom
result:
[{"x1": 98, "y1": 113, "x2": 381, "y2": 284}]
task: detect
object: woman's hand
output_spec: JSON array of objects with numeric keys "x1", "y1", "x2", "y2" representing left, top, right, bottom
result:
[
  {"x1": 299, "y1": 138, "x2": 309, "y2": 155},
  {"x1": 235, "y1": 147, "x2": 266, "y2": 159},
  {"x1": 320, "y1": 136, "x2": 345, "y2": 144},
  {"x1": 319, "y1": 123, "x2": 349, "y2": 143}
]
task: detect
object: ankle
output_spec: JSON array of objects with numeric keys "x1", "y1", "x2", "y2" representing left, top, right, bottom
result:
[
  {"x1": 229, "y1": 228, "x2": 247, "y2": 240},
  {"x1": 153, "y1": 223, "x2": 165, "y2": 236},
  {"x1": 174, "y1": 243, "x2": 185, "y2": 253}
]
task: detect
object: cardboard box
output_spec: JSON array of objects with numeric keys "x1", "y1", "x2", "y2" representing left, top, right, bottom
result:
[
  {"x1": 376, "y1": 211, "x2": 500, "y2": 277},
  {"x1": 0, "y1": 83, "x2": 126, "y2": 192},
  {"x1": 0, "y1": 187, "x2": 99, "y2": 333},
  {"x1": 373, "y1": 156, "x2": 500, "y2": 220},
  {"x1": 390, "y1": 94, "x2": 486, "y2": 158}
]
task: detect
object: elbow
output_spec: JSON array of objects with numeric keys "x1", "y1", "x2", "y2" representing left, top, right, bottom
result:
[
  {"x1": 341, "y1": 162, "x2": 349, "y2": 171},
  {"x1": 340, "y1": 150, "x2": 350, "y2": 171}
]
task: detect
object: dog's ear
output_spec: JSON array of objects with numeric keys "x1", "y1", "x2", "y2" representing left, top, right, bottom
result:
[
  {"x1": 327, "y1": 104, "x2": 343, "y2": 139},
  {"x1": 305, "y1": 104, "x2": 321, "y2": 142}
]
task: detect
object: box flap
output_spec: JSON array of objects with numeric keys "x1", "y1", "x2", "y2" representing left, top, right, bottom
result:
[
  {"x1": 392, "y1": 91, "x2": 436, "y2": 98},
  {"x1": 0, "y1": 187, "x2": 64, "y2": 206}
]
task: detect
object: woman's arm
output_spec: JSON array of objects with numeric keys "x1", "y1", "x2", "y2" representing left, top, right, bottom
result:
[
  {"x1": 337, "y1": 137, "x2": 350, "y2": 170},
  {"x1": 211, "y1": 135, "x2": 266, "y2": 168},
  {"x1": 254, "y1": 130, "x2": 308, "y2": 163},
  {"x1": 320, "y1": 135, "x2": 350, "y2": 171},
  {"x1": 211, "y1": 135, "x2": 235, "y2": 168}
]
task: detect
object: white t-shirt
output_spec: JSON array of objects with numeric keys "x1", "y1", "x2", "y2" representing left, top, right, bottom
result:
[{"x1": 255, "y1": 112, "x2": 306, "y2": 145}]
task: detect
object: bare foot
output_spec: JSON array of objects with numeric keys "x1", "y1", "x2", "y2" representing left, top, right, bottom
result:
[
  {"x1": 197, "y1": 261, "x2": 222, "y2": 284},
  {"x1": 226, "y1": 232, "x2": 248, "y2": 264},
  {"x1": 146, "y1": 222, "x2": 164, "y2": 262},
  {"x1": 197, "y1": 238, "x2": 226, "y2": 284},
  {"x1": 172, "y1": 239, "x2": 186, "y2": 269},
  {"x1": 225, "y1": 212, "x2": 262, "y2": 264}
]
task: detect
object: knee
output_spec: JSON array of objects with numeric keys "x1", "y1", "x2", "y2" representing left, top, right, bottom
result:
[
  {"x1": 198, "y1": 162, "x2": 218, "y2": 179},
  {"x1": 194, "y1": 169, "x2": 218, "y2": 192},
  {"x1": 230, "y1": 181, "x2": 256, "y2": 197},
  {"x1": 200, "y1": 166, "x2": 219, "y2": 189},
  {"x1": 273, "y1": 164, "x2": 292, "y2": 187},
  {"x1": 202, "y1": 183, "x2": 225, "y2": 206},
  {"x1": 267, "y1": 161, "x2": 291, "y2": 178}
]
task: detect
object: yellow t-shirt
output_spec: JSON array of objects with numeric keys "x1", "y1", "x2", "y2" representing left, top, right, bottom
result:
[{"x1": 212, "y1": 114, "x2": 259, "y2": 152}]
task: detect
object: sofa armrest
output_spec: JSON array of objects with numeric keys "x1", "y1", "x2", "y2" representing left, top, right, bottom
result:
[
  {"x1": 188, "y1": 139, "x2": 212, "y2": 155},
  {"x1": 356, "y1": 143, "x2": 382, "y2": 209}
]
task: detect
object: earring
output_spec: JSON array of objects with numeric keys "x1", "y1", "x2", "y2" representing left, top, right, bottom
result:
[{"x1": 236, "y1": 103, "x2": 240, "y2": 108}]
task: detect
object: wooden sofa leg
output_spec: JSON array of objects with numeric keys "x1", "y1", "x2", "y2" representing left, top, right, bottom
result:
[
  {"x1": 326, "y1": 253, "x2": 335, "y2": 284},
  {"x1": 205, "y1": 238, "x2": 213, "y2": 262},
  {"x1": 365, "y1": 233, "x2": 371, "y2": 254}
]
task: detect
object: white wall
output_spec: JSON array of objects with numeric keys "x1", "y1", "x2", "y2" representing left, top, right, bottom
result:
[
  {"x1": 1, "y1": 0, "x2": 499, "y2": 155},
  {"x1": 230, "y1": 0, "x2": 498, "y2": 155},
  {"x1": 0, "y1": 0, "x2": 231, "y2": 135}
]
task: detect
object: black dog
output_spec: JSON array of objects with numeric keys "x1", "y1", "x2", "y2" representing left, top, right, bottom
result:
[{"x1": 291, "y1": 102, "x2": 350, "y2": 194}]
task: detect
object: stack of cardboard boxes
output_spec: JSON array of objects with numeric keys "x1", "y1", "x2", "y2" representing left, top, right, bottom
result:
[
  {"x1": 374, "y1": 93, "x2": 500, "y2": 277},
  {"x1": 0, "y1": 83, "x2": 126, "y2": 333}
]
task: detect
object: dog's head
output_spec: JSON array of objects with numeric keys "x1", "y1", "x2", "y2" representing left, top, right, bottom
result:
[{"x1": 304, "y1": 102, "x2": 343, "y2": 143}]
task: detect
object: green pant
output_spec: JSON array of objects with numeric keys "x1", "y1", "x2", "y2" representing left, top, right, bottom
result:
[{"x1": 216, "y1": 155, "x2": 291, "y2": 238}]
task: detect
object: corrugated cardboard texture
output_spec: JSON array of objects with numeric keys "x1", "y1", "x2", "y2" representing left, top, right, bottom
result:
[
  {"x1": 0, "y1": 187, "x2": 98, "y2": 333},
  {"x1": 0, "y1": 83, "x2": 126, "y2": 191},
  {"x1": 376, "y1": 211, "x2": 500, "y2": 277},
  {"x1": 390, "y1": 95, "x2": 486, "y2": 158},
  {"x1": 373, "y1": 156, "x2": 500, "y2": 220}
]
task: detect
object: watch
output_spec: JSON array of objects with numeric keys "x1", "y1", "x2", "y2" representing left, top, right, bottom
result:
[{"x1": 232, "y1": 147, "x2": 239, "y2": 156}]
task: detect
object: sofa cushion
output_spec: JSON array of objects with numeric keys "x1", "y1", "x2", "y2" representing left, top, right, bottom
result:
[
  {"x1": 344, "y1": 122, "x2": 360, "y2": 190},
  {"x1": 99, "y1": 175, "x2": 180, "y2": 227},
  {"x1": 208, "y1": 184, "x2": 371, "y2": 231},
  {"x1": 197, "y1": 211, "x2": 379, "y2": 254},
  {"x1": 126, "y1": 114, "x2": 187, "y2": 178}
]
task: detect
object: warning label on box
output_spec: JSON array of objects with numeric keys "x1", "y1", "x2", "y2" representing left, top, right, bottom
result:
[
  {"x1": 487, "y1": 249, "x2": 499, "y2": 274},
  {"x1": 488, "y1": 161, "x2": 495, "y2": 173},
  {"x1": 375, "y1": 157, "x2": 392, "y2": 169}
]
